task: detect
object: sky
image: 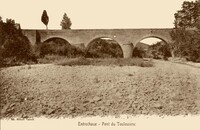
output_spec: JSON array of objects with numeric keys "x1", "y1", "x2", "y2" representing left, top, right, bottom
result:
[{"x1": 0, "y1": 0, "x2": 195, "y2": 44}]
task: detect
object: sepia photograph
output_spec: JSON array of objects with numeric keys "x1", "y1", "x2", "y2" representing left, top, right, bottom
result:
[{"x1": 0, "y1": 0, "x2": 200, "y2": 130}]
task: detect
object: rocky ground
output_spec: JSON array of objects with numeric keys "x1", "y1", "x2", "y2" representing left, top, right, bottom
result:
[{"x1": 0, "y1": 60, "x2": 200, "y2": 118}]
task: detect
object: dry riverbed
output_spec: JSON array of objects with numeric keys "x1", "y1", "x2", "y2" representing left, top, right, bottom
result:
[{"x1": 0, "y1": 60, "x2": 200, "y2": 118}]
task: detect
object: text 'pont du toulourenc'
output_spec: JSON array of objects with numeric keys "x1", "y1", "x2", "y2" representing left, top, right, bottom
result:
[{"x1": 78, "y1": 121, "x2": 136, "y2": 127}]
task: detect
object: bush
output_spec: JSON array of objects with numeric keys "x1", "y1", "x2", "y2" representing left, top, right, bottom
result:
[
  {"x1": 56, "y1": 58, "x2": 154, "y2": 67},
  {"x1": 170, "y1": 29, "x2": 200, "y2": 62},
  {"x1": 2, "y1": 36, "x2": 32, "y2": 60},
  {"x1": 146, "y1": 42, "x2": 172, "y2": 60},
  {"x1": 132, "y1": 47, "x2": 145, "y2": 58}
]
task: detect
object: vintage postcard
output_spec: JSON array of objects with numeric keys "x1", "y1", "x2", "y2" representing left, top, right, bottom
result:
[{"x1": 0, "y1": 0, "x2": 200, "y2": 130}]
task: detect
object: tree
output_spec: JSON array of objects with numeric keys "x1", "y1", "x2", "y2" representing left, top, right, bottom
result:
[
  {"x1": 0, "y1": 16, "x2": 2, "y2": 22},
  {"x1": 0, "y1": 16, "x2": 3, "y2": 61},
  {"x1": 0, "y1": 16, "x2": 3, "y2": 45},
  {"x1": 60, "y1": 13, "x2": 72, "y2": 29},
  {"x1": 171, "y1": 0, "x2": 200, "y2": 62},
  {"x1": 0, "y1": 18, "x2": 35, "y2": 67},
  {"x1": 41, "y1": 10, "x2": 49, "y2": 30},
  {"x1": 174, "y1": 0, "x2": 200, "y2": 29}
]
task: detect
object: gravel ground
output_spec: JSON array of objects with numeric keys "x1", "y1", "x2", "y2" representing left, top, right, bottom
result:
[{"x1": 0, "y1": 60, "x2": 200, "y2": 118}]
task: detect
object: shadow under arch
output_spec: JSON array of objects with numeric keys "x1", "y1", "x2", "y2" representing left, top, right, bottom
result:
[
  {"x1": 42, "y1": 37, "x2": 71, "y2": 45},
  {"x1": 40, "y1": 37, "x2": 80, "y2": 57},
  {"x1": 85, "y1": 37, "x2": 123, "y2": 58}
]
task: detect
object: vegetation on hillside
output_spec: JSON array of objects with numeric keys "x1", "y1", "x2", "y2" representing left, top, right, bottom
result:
[
  {"x1": 147, "y1": 42, "x2": 171, "y2": 60},
  {"x1": 133, "y1": 42, "x2": 171, "y2": 60}
]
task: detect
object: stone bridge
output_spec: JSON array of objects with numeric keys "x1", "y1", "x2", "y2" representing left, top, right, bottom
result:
[{"x1": 22, "y1": 28, "x2": 174, "y2": 58}]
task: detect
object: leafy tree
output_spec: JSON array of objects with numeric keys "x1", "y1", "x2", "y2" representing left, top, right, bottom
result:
[
  {"x1": 0, "y1": 18, "x2": 35, "y2": 67},
  {"x1": 0, "y1": 16, "x2": 3, "y2": 46},
  {"x1": 0, "y1": 16, "x2": 3, "y2": 61},
  {"x1": 174, "y1": 1, "x2": 200, "y2": 29},
  {"x1": 0, "y1": 16, "x2": 2, "y2": 22},
  {"x1": 171, "y1": 0, "x2": 200, "y2": 62},
  {"x1": 41, "y1": 10, "x2": 49, "y2": 30},
  {"x1": 60, "y1": 13, "x2": 72, "y2": 29}
]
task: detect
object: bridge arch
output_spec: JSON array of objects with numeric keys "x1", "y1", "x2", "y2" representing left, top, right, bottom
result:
[
  {"x1": 133, "y1": 36, "x2": 172, "y2": 59},
  {"x1": 42, "y1": 37, "x2": 71, "y2": 45},
  {"x1": 40, "y1": 37, "x2": 76, "y2": 57},
  {"x1": 86, "y1": 37, "x2": 123, "y2": 58},
  {"x1": 22, "y1": 29, "x2": 174, "y2": 58},
  {"x1": 134, "y1": 35, "x2": 169, "y2": 47}
]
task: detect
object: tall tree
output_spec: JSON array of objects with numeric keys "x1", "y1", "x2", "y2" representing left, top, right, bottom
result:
[
  {"x1": 174, "y1": 0, "x2": 200, "y2": 29},
  {"x1": 0, "y1": 16, "x2": 3, "y2": 46},
  {"x1": 60, "y1": 13, "x2": 72, "y2": 29},
  {"x1": 41, "y1": 10, "x2": 49, "y2": 30},
  {"x1": 0, "y1": 18, "x2": 33, "y2": 64},
  {"x1": 171, "y1": 0, "x2": 200, "y2": 62}
]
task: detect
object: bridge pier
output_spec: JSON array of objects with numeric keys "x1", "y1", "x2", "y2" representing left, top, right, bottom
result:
[{"x1": 121, "y1": 43, "x2": 133, "y2": 58}]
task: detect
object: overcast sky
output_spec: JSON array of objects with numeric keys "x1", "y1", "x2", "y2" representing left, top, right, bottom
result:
[{"x1": 0, "y1": 0, "x2": 195, "y2": 44}]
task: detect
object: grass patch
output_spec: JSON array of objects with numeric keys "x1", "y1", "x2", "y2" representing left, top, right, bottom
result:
[
  {"x1": 55, "y1": 57, "x2": 154, "y2": 67},
  {"x1": 38, "y1": 55, "x2": 69, "y2": 64},
  {"x1": 57, "y1": 57, "x2": 91, "y2": 66}
]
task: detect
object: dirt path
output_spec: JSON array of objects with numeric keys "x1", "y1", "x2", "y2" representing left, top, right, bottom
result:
[{"x1": 0, "y1": 60, "x2": 200, "y2": 118}]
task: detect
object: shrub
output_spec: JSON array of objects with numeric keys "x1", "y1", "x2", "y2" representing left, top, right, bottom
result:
[
  {"x1": 56, "y1": 58, "x2": 153, "y2": 67},
  {"x1": 170, "y1": 29, "x2": 200, "y2": 62},
  {"x1": 132, "y1": 47, "x2": 145, "y2": 58},
  {"x1": 146, "y1": 42, "x2": 172, "y2": 60},
  {"x1": 2, "y1": 36, "x2": 31, "y2": 60}
]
